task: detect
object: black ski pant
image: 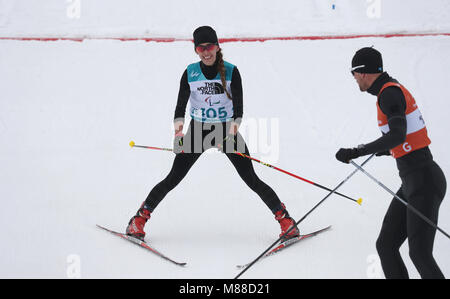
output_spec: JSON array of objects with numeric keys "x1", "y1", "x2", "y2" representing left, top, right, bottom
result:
[
  {"x1": 144, "y1": 120, "x2": 283, "y2": 214},
  {"x1": 376, "y1": 161, "x2": 446, "y2": 279}
]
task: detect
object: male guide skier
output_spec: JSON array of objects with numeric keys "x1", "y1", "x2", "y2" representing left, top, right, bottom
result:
[{"x1": 336, "y1": 47, "x2": 446, "y2": 279}]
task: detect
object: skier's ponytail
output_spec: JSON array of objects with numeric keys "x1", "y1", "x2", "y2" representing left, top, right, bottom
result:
[{"x1": 216, "y1": 49, "x2": 232, "y2": 100}]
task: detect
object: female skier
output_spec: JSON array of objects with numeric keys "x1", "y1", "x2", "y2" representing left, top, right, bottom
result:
[{"x1": 126, "y1": 26, "x2": 300, "y2": 242}]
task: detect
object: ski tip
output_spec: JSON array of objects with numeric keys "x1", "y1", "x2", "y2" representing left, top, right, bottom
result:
[
  {"x1": 315, "y1": 225, "x2": 332, "y2": 234},
  {"x1": 129, "y1": 140, "x2": 135, "y2": 147},
  {"x1": 357, "y1": 198, "x2": 363, "y2": 206}
]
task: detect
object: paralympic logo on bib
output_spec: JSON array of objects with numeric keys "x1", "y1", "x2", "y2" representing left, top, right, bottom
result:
[{"x1": 205, "y1": 96, "x2": 221, "y2": 106}]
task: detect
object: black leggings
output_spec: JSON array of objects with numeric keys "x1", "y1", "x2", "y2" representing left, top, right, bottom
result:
[
  {"x1": 376, "y1": 161, "x2": 446, "y2": 279},
  {"x1": 144, "y1": 120, "x2": 283, "y2": 214}
]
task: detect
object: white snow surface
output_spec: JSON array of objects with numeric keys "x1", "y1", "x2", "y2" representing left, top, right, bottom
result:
[
  {"x1": 1, "y1": 0, "x2": 450, "y2": 38},
  {"x1": 0, "y1": 1, "x2": 449, "y2": 279}
]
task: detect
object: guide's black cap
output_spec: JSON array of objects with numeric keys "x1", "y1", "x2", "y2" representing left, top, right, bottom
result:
[{"x1": 351, "y1": 47, "x2": 383, "y2": 74}]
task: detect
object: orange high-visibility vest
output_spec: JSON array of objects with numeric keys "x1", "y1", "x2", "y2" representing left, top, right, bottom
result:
[{"x1": 377, "y1": 82, "x2": 431, "y2": 158}]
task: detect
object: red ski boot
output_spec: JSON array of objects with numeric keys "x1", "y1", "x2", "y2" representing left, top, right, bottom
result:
[
  {"x1": 275, "y1": 203, "x2": 300, "y2": 241},
  {"x1": 126, "y1": 203, "x2": 151, "y2": 241}
]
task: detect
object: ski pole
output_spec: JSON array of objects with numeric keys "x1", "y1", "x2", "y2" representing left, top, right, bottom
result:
[
  {"x1": 129, "y1": 141, "x2": 172, "y2": 152},
  {"x1": 234, "y1": 154, "x2": 375, "y2": 279},
  {"x1": 233, "y1": 151, "x2": 362, "y2": 205},
  {"x1": 129, "y1": 141, "x2": 362, "y2": 205},
  {"x1": 350, "y1": 161, "x2": 450, "y2": 240}
]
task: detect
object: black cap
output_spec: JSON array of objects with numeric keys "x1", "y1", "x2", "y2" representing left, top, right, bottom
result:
[
  {"x1": 193, "y1": 26, "x2": 218, "y2": 47},
  {"x1": 351, "y1": 47, "x2": 383, "y2": 74}
]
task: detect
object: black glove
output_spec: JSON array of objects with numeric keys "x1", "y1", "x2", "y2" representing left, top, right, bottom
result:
[
  {"x1": 335, "y1": 145, "x2": 366, "y2": 164},
  {"x1": 173, "y1": 133, "x2": 184, "y2": 154}
]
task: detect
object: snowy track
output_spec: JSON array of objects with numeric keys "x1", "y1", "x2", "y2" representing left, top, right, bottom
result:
[{"x1": 1, "y1": 1, "x2": 450, "y2": 279}]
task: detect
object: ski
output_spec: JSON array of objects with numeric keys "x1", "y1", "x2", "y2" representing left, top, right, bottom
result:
[
  {"x1": 96, "y1": 224, "x2": 187, "y2": 267},
  {"x1": 237, "y1": 225, "x2": 331, "y2": 269}
]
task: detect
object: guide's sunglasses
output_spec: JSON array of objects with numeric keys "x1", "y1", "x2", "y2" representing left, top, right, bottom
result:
[
  {"x1": 350, "y1": 65, "x2": 365, "y2": 75},
  {"x1": 195, "y1": 43, "x2": 218, "y2": 53}
]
